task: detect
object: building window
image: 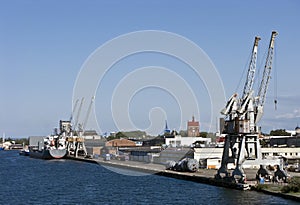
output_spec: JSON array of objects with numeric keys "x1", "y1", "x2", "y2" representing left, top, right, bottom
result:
[
  {"x1": 273, "y1": 153, "x2": 278, "y2": 156},
  {"x1": 285, "y1": 153, "x2": 287, "y2": 156},
  {"x1": 290, "y1": 153, "x2": 293, "y2": 156}
]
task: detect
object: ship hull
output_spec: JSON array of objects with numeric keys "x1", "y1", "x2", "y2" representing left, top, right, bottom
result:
[
  {"x1": 29, "y1": 148, "x2": 67, "y2": 159},
  {"x1": 49, "y1": 149, "x2": 67, "y2": 159}
]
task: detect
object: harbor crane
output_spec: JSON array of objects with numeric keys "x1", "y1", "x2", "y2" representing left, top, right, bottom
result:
[
  {"x1": 66, "y1": 96, "x2": 95, "y2": 157},
  {"x1": 216, "y1": 31, "x2": 278, "y2": 183}
]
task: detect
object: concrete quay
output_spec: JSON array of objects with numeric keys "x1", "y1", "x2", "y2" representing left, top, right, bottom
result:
[{"x1": 67, "y1": 156, "x2": 258, "y2": 190}]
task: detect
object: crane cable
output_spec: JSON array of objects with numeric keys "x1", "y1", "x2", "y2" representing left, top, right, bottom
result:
[
  {"x1": 235, "y1": 49, "x2": 252, "y2": 94},
  {"x1": 274, "y1": 44, "x2": 278, "y2": 110}
]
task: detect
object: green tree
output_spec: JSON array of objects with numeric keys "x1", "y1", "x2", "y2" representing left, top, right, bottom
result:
[
  {"x1": 106, "y1": 132, "x2": 127, "y2": 141},
  {"x1": 270, "y1": 129, "x2": 290, "y2": 136},
  {"x1": 179, "y1": 130, "x2": 187, "y2": 137},
  {"x1": 207, "y1": 132, "x2": 217, "y2": 142},
  {"x1": 116, "y1": 132, "x2": 127, "y2": 139},
  {"x1": 260, "y1": 139, "x2": 268, "y2": 147},
  {"x1": 200, "y1": 132, "x2": 208, "y2": 138}
]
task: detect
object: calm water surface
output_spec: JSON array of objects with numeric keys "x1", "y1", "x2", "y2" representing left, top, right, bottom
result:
[{"x1": 0, "y1": 150, "x2": 298, "y2": 204}]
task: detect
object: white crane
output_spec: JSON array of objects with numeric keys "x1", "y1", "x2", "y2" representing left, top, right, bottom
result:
[
  {"x1": 216, "y1": 31, "x2": 278, "y2": 183},
  {"x1": 66, "y1": 96, "x2": 95, "y2": 158},
  {"x1": 75, "y1": 96, "x2": 95, "y2": 158}
]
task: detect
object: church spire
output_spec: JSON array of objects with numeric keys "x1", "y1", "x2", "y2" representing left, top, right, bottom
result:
[{"x1": 164, "y1": 120, "x2": 170, "y2": 134}]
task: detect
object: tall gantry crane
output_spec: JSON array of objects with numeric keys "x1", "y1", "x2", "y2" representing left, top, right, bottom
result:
[{"x1": 216, "y1": 31, "x2": 278, "y2": 183}]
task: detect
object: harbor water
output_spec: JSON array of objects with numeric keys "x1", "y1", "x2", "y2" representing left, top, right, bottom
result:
[{"x1": 0, "y1": 150, "x2": 298, "y2": 205}]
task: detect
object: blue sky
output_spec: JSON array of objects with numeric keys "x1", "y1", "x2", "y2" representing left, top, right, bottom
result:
[{"x1": 1, "y1": 0, "x2": 300, "y2": 138}]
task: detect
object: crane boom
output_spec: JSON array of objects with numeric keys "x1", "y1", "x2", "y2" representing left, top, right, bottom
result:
[
  {"x1": 242, "y1": 36, "x2": 261, "y2": 99},
  {"x1": 69, "y1": 99, "x2": 79, "y2": 122},
  {"x1": 82, "y1": 96, "x2": 95, "y2": 131},
  {"x1": 255, "y1": 31, "x2": 278, "y2": 124},
  {"x1": 74, "y1": 97, "x2": 84, "y2": 129},
  {"x1": 257, "y1": 31, "x2": 278, "y2": 106}
]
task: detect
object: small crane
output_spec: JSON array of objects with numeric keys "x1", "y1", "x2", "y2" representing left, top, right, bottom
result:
[{"x1": 66, "y1": 96, "x2": 95, "y2": 158}]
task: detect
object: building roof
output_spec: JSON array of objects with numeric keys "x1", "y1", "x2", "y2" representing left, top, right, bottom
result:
[
  {"x1": 188, "y1": 121, "x2": 199, "y2": 126},
  {"x1": 187, "y1": 116, "x2": 199, "y2": 127},
  {"x1": 83, "y1": 130, "x2": 99, "y2": 136},
  {"x1": 106, "y1": 139, "x2": 136, "y2": 147}
]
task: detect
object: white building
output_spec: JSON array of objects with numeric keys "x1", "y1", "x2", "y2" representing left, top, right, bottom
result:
[
  {"x1": 194, "y1": 147, "x2": 290, "y2": 169},
  {"x1": 261, "y1": 147, "x2": 300, "y2": 160},
  {"x1": 165, "y1": 135, "x2": 211, "y2": 148}
]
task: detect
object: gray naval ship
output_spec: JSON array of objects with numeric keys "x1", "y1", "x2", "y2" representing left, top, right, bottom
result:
[
  {"x1": 29, "y1": 121, "x2": 69, "y2": 159},
  {"x1": 29, "y1": 135, "x2": 67, "y2": 159}
]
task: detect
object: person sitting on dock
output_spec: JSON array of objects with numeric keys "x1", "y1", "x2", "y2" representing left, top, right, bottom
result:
[
  {"x1": 272, "y1": 165, "x2": 288, "y2": 183},
  {"x1": 256, "y1": 165, "x2": 271, "y2": 183}
]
